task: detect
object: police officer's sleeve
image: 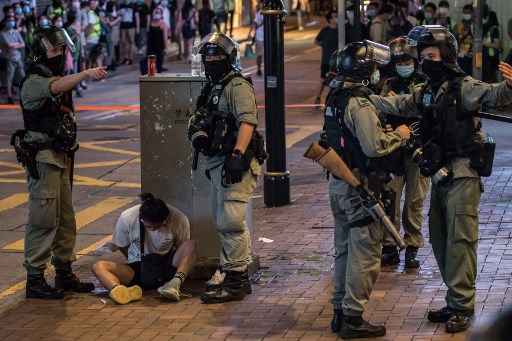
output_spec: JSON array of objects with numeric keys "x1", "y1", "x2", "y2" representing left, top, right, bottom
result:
[
  {"x1": 461, "y1": 76, "x2": 512, "y2": 111},
  {"x1": 368, "y1": 92, "x2": 421, "y2": 118},
  {"x1": 226, "y1": 78, "x2": 258, "y2": 126},
  {"x1": 20, "y1": 75, "x2": 59, "y2": 111},
  {"x1": 346, "y1": 98, "x2": 405, "y2": 158}
]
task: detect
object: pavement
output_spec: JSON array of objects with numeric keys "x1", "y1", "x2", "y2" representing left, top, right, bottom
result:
[{"x1": 0, "y1": 21, "x2": 511, "y2": 341}]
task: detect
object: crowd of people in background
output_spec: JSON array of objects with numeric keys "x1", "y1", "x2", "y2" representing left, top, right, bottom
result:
[
  {"x1": 314, "y1": 0, "x2": 510, "y2": 97},
  {"x1": 0, "y1": 0, "x2": 241, "y2": 104}
]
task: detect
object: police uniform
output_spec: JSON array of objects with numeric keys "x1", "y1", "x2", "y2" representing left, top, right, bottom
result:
[
  {"x1": 20, "y1": 73, "x2": 77, "y2": 276},
  {"x1": 188, "y1": 32, "x2": 265, "y2": 304},
  {"x1": 204, "y1": 72, "x2": 261, "y2": 272},
  {"x1": 328, "y1": 83, "x2": 407, "y2": 317},
  {"x1": 371, "y1": 75, "x2": 512, "y2": 318},
  {"x1": 381, "y1": 73, "x2": 429, "y2": 255},
  {"x1": 13, "y1": 27, "x2": 94, "y2": 299}
]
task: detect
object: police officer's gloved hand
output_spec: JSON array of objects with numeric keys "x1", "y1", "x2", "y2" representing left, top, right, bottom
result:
[{"x1": 223, "y1": 150, "x2": 249, "y2": 185}]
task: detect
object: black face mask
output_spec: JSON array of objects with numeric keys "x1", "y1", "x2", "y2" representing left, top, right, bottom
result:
[
  {"x1": 421, "y1": 59, "x2": 446, "y2": 82},
  {"x1": 46, "y1": 55, "x2": 65, "y2": 76},
  {"x1": 204, "y1": 60, "x2": 231, "y2": 82}
]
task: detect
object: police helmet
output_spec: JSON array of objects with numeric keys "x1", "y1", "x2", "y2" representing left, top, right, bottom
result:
[
  {"x1": 333, "y1": 40, "x2": 390, "y2": 82},
  {"x1": 389, "y1": 36, "x2": 416, "y2": 64},
  {"x1": 31, "y1": 26, "x2": 75, "y2": 63},
  {"x1": 197, "y1": 32, "x2": 239, "y2": 69},
  {"x1": 406, "y1": 25, "x2": 458, "y2": 66}
]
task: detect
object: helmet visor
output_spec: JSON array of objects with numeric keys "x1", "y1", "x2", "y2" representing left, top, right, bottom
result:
[
  {"x1": 40, "y1": 28, "x2": 75, "y2": 54},
  {"x1": 196, "y1": 32, "x2": 236, "y2": 56},
  {"x1": 363, "y1": 40, "x2": 390, "y2": 65}
]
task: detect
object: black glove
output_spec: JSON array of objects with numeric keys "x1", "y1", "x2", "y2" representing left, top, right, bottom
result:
[{"x1": 222, "y1": 150, "x2": 249, "y2": 185}]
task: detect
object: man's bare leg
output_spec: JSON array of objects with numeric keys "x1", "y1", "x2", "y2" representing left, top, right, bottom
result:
[
  {"x1": 158, "y1": 240, "x2": 196, "y2": 301},
  {"x1": 92, "y1": 260, "x2": 142, "y2": 304}
]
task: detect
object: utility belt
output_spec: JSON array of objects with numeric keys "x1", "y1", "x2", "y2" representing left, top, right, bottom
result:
[
  {"x1": 412, "y1": 136, "x2": 495, "y2": 184},
  {"x1": 10, "y1": 129, "x2": 78, "y2": 179}
]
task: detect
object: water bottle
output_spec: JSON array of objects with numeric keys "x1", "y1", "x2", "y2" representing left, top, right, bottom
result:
[{"x1": 191, "y1": 53, "x2": 203, "y2": 76}]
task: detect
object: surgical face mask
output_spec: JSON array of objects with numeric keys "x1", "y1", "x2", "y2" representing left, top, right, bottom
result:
[
  {"x1": 421, "y1": 59, "x2": 445, "y2": 81},
  {"x1": 72, "y1": 1, "x2": 80, "y2": 9},
  {"x1": 462, "y1": 13, "x2": 472, "y2": 21},
  {"x1": 55, "y1": 20, "x2": 63, "y2": 28},
  {"x1": 204, "y1": 60, "x2": 231, "y2": 82},
  {"x1": 15, "y1": 7, "x2": 23, "y2": 15},
  {"x1": 39, "y1": 19, "x2": 50, "y2": 28},
  {"x1": 367, "y1": 8, "x2": 377, "y2": 18},
  {"x1": 153, "y1": 13, "x2": 162, "y2": 20},
  {"x1": 370, "y1": 69, "x2": 380, "y2": 85},
  {"x1": 346, "y1": 10, "x2": 354, "y2": 25},
  {"x1": 396, "y1": 63, "x2": 414, "y2": 78},
  {"x1": 424, "y1": 12, "x2": 433, "y2": 20},
  {"x1": 6, "y1": 20, "x2": 16, "y2": 30},
  {"x1": 23, "y1": 5, "x2": 32, "y2": 14},
  {"x1": 162, "y1": 0, "x2": 168, "y2": 6}
]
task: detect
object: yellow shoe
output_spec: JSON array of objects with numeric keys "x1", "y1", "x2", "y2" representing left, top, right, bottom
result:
[{"x1": 109, "y1": 285, "x2": 142, "y2": 305}]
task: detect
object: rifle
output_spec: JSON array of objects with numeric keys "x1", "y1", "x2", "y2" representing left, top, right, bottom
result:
[{"x1": 304, "y1": 142, "x2": 406, "y2": 250}]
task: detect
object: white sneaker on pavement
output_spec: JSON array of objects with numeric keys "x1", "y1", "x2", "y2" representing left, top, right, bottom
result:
[{"x1": 158, "y1": 278, "x2": 181, "y2": 301}]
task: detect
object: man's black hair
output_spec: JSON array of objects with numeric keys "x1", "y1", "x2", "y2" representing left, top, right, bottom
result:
[
  {"x1": 463, "y1": 4, "x2": 473, "y2": 12},
  {"x1": 424, "y1": 2, "x2": 437, "y2": 11},
  {"x1": 139, "y1": 193, "x2": 170, "y2": 224},
  {"x1": 438, "y1": 1, "x2": 449, "y2": 8},
  {"x1": 325, "y1": 10, "x2": 336, "y2": 23}
]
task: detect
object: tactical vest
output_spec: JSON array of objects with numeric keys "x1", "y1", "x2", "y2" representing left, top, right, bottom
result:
[
  {"x1": 196, "y1": 72, "x2": 267, "y2": 163},
  {"x1": 324, "y1": 85, "x2": 381, "y2": 175},
  {"x1": 324, "y1": 85, "x2": 405, "y2": 176},
  {"x1": 21, "y1": 64, "x2": 77, "y2": 152},
  {"x1": 419, "y1": 77, "x2": 481, "y2": 162}
]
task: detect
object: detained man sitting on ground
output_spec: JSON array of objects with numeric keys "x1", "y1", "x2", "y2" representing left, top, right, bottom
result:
[{"x1": 92, "y1": 193, "x2": 196, "y2": 304}]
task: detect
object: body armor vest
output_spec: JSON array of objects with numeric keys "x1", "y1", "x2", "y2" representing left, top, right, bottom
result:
[
  {"x1": 420, "y1": 77, "x2": 481, "y2": 162},
  {"x1": 21, "y1": 64, "x2": 77, "y2": 152},
  {"x1": 323, "y1": 85, "x2": 402, "y2": 175},
  {"x1": 385, "y1": 73, "x2": 425, "y2": 128}
]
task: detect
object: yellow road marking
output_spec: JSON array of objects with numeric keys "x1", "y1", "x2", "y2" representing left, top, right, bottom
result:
[
  {"x1": 0, "y1": 148, "x2": 14, "y2": 153},
  {"x1": 2, "y1": 196, "x2": 133, "y2": 251},
  {"x1": 0, "y1": 193, "x2": 29, "y2": 213},
  {"x1": 0, "y1": 235, "x2": 112, "y2": 301},
  {"x1": 75, "y1": 160, "x2": 130, "y2": 169},
  {"x1": 0, "y1": 177, "x2": 141, "y2": 189},
  {"x1": 0, "y1": 161, "x2": 23, "y2": 169},
  {"x1": 0, "y1": 170, "x2": 24, "y2": 176},
  {"x1": 79, "y1": 142, "x2": 140, "y2": 156}
]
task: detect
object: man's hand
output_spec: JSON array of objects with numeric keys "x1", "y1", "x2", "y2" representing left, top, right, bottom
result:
[
  {"x1": 386, "y1": 90, "x2": 397, "y2": 97},
  {"x1": 222, "y1": 151, "x2": 249, "y2": 185},
  {"x1": 499, "y1": 62, "x2": 512, "y2": 87},
  {"x1": 395, "y1": 124, "x2": 412, "y2": 140},
  {"x1": 82, "y1": 67, "x2": 107, "y2": 81}
]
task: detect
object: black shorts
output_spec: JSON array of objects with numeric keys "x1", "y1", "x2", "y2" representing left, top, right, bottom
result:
[
  {"x1": 321, "y1": 63, "x2": 330, "y2": 79},
  {"x1": 128, "y1": 251, "x2": 177, "y2": 289}
]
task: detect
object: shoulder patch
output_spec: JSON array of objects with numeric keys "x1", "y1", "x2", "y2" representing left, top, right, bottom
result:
[{"x1": 355, "y1": 97, "x2": 371, "y2": 108}]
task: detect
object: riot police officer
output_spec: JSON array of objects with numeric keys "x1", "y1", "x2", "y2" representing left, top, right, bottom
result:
[
  {"x1": 14, "y1": 27, "x2": 107, "y2": 299},
  {"x1": 370, "y1": 25, "x2": 512, "y2": 333},
  {"x1": 323, "y1": 41, "x2": 412, "y2": 338},
  {"x1": 380, "y1": 36, "x2": 429, "y2": 268},
  {"x1": 187, "y1": 32, "x2": 266, "y2": 304}
]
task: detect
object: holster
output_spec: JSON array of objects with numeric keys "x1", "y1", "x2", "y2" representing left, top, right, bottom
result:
[
  {"x1": 10, "y1": 130, "x2": 48, "y2": 180},
  {"x1": 470, "y1": 135, "x2": 495, "y2": 177}
]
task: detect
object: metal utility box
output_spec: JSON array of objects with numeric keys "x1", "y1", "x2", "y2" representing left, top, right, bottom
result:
[{"x1": 139, "y1": 74, "x2": 256, "y2": 277}]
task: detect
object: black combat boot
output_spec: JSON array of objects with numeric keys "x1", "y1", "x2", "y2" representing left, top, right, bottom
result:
[
  {"x1": 200, "y1": 270, "x2": 248, "y2": 304},
  {"x1": 330, "y1": 309, "x2": 344, "y2": 333},
  {"x1": 427, "y1": 306, "x2": 455, "y2": 323},
  {"x1": 381, "y1": 245, "x2": 400, "y2": 266},
  {"x1": 404, "y1": 246, "x2": 420, "y2": 269},
  {"x1": 205, "y1": 269, "x2": 252, "y2": 294},
  {"x1": 445, "y1": 311, "x2": 474, "y2": 333},
  {"x1": 339, "y1": 315, "x2": 386, "y2": 339},
  {"x1": 26, "y1": 273, "x2": 64, "y2": 299},
  {"x1": 54, "y1": 263, "x2": 95, "y2": 293}
]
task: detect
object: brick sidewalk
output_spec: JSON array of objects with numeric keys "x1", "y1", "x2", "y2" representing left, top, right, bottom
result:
[{"x1": 0, "y1": 135, "x2": 511, "y2": 341}]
